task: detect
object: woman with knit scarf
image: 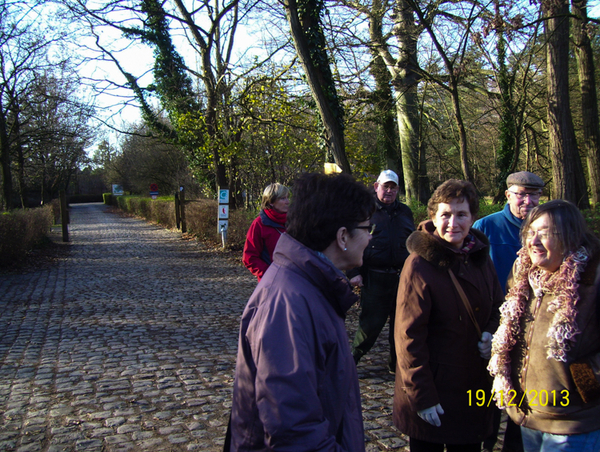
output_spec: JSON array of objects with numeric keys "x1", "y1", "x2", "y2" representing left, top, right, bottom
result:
[
  {"x1": 243, "y1": 183, "x2": 289, "y2": 281},
  {"x1": 489, "y1": 200, "x2": 600, "y2": 451}
]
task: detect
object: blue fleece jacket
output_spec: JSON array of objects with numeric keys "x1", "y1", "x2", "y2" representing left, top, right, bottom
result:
[{"x1": 472, "y1": 203, "x2": 523, "y2": 293}]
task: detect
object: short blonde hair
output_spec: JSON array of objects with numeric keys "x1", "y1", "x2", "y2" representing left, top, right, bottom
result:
[{"x1": 261, "y1": 183, "x2": 290, "y2": 210}]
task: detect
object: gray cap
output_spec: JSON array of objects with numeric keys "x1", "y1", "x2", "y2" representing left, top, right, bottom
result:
[{"x1": 506, "y1": 171, "x2": 544, "y2": 189}]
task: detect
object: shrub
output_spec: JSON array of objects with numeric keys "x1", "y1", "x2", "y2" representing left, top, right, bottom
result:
[
  {"x1": 0, "y1": 205, "x2": 54, "y2": 267},
  {"x1": 407, "y1": 201, "x2": 429, "y2": 225},
  {"x1": 477, "y1": 198, "x2": 504, "y2": 220}
]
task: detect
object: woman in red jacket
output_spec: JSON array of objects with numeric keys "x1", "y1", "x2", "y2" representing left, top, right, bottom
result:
[{"x1": 243, "y1": 183, "x2": 290, "y2": 280}]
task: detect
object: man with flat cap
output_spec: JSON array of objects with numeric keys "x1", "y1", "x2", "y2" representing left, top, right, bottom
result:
[
  {"x1": 473, "y1": 171, "x2": 544, "y2": 293},
  {"x1": 473, "y1": 170, "x2": 544, "y2": 452},
  {"x1": 348, "y1": 170, "x2": 415, "y2": 373}
]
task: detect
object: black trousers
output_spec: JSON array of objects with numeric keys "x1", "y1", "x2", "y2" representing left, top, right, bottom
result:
[{"x1": 351, "y1": 269, "x2": 399, "y2": 368}]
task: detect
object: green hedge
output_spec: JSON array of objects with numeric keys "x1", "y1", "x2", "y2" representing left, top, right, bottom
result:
[{"x1": 103, "y1": 193, "x2": 113, "y2": 205}]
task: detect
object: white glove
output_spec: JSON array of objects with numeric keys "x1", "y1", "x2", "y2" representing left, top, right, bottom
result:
[
  {"x1": 417, "y1": 403, "x2": 444, "y2": 427},
  {"x1": 478, "y1": 331, "x2": 493, "y2": 359}
]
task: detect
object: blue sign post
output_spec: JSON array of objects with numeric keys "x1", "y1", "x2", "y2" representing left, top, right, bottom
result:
[{"x1": 218, "y1": 188, "x2": 229, "y2": 248}]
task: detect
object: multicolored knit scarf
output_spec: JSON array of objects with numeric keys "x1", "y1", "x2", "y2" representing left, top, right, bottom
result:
[{"x1": 487, "y1": 246, "x2": 589, "y2": 408}]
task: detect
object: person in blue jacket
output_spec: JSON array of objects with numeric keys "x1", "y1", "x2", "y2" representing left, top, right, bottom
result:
[
  {"x1": 473, "y1": 171, "x2": 544, "y2": 293},
  {"x1": 472, "y1": 170, "x2": 544, "y2": 452}
]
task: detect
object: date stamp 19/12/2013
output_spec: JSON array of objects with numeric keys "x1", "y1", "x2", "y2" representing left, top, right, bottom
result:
[{"x1": 467, "y1": 389, "x2": 570, "y2": 408}]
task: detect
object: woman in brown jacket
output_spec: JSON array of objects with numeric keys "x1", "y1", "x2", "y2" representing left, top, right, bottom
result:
[
  {"x1": 393, "y1": 179, "x2": 503, "y2": 452},
  {"x1": 489, "y1": 200, "x2": 600, "y2": 451}
]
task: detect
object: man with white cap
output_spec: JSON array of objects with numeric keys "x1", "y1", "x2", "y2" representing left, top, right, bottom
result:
[
  {"x1": 349, "y1": 170, "x2": 415, "y2": 373},
  {"x1": 473, "y1": 170, "x2": 544, "y2": 452}
]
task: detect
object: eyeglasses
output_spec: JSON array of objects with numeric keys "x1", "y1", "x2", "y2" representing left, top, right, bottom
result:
[
  {"x1": 355, "y1": 224, "x2": 377, "y2": 235},
  {"x1": 526, "y1": 229, "x2": 554, "y2": 240},
  {"x1": 508, "y1": 190, "x2": 541, "y2": 200}
]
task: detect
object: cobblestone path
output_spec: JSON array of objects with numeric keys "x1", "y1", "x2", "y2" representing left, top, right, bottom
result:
[{"x1": 0, "y1": 203, "x2": 505, "y2": 451}]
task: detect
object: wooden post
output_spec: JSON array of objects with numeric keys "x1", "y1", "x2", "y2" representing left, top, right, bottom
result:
[
  {"x1": 180, "y1": 187, "x2": 187, "y2": 234},
  {"x1": 59, "y1": 189, "x2": 69, "y2": 242},
  {"x1": 175, "y1": 192, "x2": 181, "y2": 229}
]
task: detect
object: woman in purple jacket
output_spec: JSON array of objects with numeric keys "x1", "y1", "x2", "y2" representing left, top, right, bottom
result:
[{"x1": 229, "y1": 173, "x2": 376, "y2": 451}]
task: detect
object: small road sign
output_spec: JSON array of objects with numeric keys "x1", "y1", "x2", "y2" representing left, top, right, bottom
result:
[
  {"x1": 219, "y1": 189, "x2": 229, "y2": 204},
  {"x1": 219, "y1": 205, "x2": 229, "y2": 219}
]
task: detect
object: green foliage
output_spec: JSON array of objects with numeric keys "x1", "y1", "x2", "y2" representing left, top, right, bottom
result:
[
  {"x1": 0, "y1": 206, "x2": 54, "y2": 267},
  {"x1": 407, "y1": 200, "x2": 429, "y2": 225},
  {"x1": 103, "y1": 193, "x2": 113, "y2": 205},
  {"x1": 235, "y1": 76, "x2": 323, "y2": 205},
  {"x1": 477, "y1": 198, "x2": 505, "y2": 220},
  {"x1": 582, "y1": 205, "x2": 600, "y2": 238}
]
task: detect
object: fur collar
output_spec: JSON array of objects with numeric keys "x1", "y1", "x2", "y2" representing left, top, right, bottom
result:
[{"x1": 406, "y1": 220, "x2": 490, "y2": 269}]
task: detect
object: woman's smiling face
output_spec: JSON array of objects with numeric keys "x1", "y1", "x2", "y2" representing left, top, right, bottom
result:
[
  {"x1": 432, "y1": 198, "x2": 473, "y2": 249},
  {"x1": 526, "y1": 213, "x2": 563, "y2": 273}
]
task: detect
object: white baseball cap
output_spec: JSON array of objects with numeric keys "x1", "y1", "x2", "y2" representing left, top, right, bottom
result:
[{"x1": 377, "y1": 170, "x2": 399, "y2": 185}]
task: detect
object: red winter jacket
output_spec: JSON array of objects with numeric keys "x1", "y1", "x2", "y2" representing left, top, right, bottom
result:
[{"x1": 242, "y1": 209, "x2": 286, "y2": 280}]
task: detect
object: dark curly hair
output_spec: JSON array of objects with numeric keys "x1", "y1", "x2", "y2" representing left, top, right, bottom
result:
[
  {"x1": 427, "y1": 179, "x2": 479, "y2": 220},
  {"x1": 286, "y1": 173, "x2": 376, "y2": 251}
]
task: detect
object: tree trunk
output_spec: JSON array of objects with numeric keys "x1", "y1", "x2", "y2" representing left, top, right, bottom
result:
[
  {"x1": 368, "y1": 0, "x2": 404, "y2": 193},
  {"x1": 544, "y1": 0, "x2": 589, "y2": 208},
  {"x1": 390, "y1": 0, "x2": 425, "y2": 202},
  {"x1": 284, "y1": 0, "x2": 352, "y2": 174},
  {"x1": 0, "y1": 103, "x2": 13, "y2": 211},
  {"x1": 450, "y1": 84, "x2": 472, "y2": 183},
  {"x1": 572, "y1": 0, "x2": 600, "y2": 205},
  {"x1": 395, "y1": 85, "x2": 421, "y2": 202}
]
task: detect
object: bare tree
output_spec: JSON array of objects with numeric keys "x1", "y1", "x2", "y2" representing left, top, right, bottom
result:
[{"x1": 0, "y1": 1, "x2": 87, "y2": 209}]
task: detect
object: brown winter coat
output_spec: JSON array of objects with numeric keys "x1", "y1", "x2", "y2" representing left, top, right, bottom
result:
[
  {"x1": 505, "y1": 252, "x2": 600, "y2": 434},
  {"x1": 393, "y1": 220, "x2": 503, "y2": 444}
]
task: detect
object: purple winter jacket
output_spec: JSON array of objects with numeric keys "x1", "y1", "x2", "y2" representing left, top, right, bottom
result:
[{"x1": 230, "y1": 233, "x2": 365, "y2": 452}]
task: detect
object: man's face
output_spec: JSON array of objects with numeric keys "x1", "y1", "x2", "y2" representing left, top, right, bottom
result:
[
  {"x1": 505, "y1": 185, "x2": 542, "y2": 220},
  {"x1": 374, "y1": 181, "x2": 398, "y2": 204}
]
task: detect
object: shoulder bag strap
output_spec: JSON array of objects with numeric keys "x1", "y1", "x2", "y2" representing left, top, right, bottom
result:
[{"x1": 448, "y1": 268, "x2": 482, "y2": 339}]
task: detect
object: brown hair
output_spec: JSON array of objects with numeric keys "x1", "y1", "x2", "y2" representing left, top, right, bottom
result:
[{"x1": 427, "y1": 179, "x2": 479, "y2": 219}]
